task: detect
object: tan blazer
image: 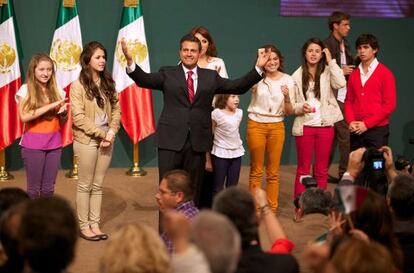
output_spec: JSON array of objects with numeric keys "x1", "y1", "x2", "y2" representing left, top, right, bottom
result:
[
  {"x1": 290, "y1": 60, "x2": 346, "y2": 136},
  {"x1": 70, "y1": 79, "x2": 121, "y2": 144}
]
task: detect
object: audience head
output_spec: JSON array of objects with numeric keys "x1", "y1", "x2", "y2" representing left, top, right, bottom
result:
[
  {"x1": 190, "y1": 210, "x2": 241, "y2": 273},
  {"x1": 0, "y1": 188, "x2": 29, "y2": 217},
  {"x1": 388, "y1": 174, "x2": 414, "y2": 220},
  {"x1": 330, "y1": 238, "x2": 395, "y2": 273},
  {"x1": 261, "y1": 44, "x2": 285, "y2": 74},
  {"x1": 345, "y1": 190, "x2": 403, "y2": 269},
  {"x1": 328, "y1": 11, "x2": 351, "y2": 37},
  {"x1": 212, "y1": 187, "x2": 257, "y2": 247},
  {"x1": 190, "y1": 26, "x2": 217, "y2": 57},
  {"x1": 179, "y1": 34, "x2": 201, "y2": 69},
  {"x1": 0, "y1": 189, "x2": 29, "y2": 273},
  {"x1": 297, "y1": 188, "x2": 333, "y2": 218},
  {"x1": 301, "y1": 38, "x2": 327, "y2": 100},
  {"x1": 155, "y1": 169, "x2": 193, "y2": 211},
  {"x1": 100, "y1": 223, "x2": 169, "y2": 273},
  {"x1": 19, "y1": 196, "x2": 78, "y2": 273}
]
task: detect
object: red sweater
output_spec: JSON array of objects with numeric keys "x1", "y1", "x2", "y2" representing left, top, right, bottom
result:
[{"x1": 345, "y1": 63, "x2": 396, "y2": 129}]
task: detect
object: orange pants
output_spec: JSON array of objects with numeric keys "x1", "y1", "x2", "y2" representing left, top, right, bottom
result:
[{"x1": 247, "y1": 119, "x2": 285, "y2": 212}]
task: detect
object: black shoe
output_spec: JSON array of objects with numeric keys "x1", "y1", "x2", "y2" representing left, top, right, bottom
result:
[
  {"x1": 328, "y1": 175, "x2": 340, "y2": 184},
  {"x1": 97, "y1": 233, "x2": 108, "y2": 240},
  {"x1": 80, "y1": 232, "x2": 101, "y2": 241}
]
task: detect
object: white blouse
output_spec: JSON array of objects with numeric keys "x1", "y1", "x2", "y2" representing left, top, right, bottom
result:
[
  {"x1": 247, "y1": 73, "x2": 294, "y2": 123},
  {"x1": 211, "y1": 108, "x2": 245, "y2": 159}
]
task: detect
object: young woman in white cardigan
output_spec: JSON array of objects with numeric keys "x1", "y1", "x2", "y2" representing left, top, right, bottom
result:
[{"x1": 290, "y1": 38, "x2": 346, "y2": 198}]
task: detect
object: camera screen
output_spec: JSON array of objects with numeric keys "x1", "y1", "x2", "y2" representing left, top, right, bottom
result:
[{"x1": 373, "y1": 160, "x2": 384, "y2": 170}]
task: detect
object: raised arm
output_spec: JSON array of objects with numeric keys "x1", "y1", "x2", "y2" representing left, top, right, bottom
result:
[{"x1": 121, "y1": 39, "x2": 164, "y2": 90}]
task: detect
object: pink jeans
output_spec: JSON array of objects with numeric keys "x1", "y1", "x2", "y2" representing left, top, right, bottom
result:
[{"x1": 294, "y1": 126, "x2": 334, "y2": 198}]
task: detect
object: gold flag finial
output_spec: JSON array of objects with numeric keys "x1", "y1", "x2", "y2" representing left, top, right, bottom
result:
[
  {"x1": 0, "y1": 0, "x2": 8, "y2": 6},
  {"x1": 124, "y1": 0, "x2": 138, "y2": 7},
  {"x1": 63, "y1": 0, "x2": 75, "y2": 8}
]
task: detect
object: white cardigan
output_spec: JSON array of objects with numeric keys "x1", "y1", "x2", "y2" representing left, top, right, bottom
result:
[{"x1": 290, "y1": 60, "x2": 346, "y2": 136}]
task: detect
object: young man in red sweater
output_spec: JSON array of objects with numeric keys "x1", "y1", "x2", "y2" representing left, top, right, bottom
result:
[{"x1": 344, "y1": 34, "x2": 396, "y2": 151}]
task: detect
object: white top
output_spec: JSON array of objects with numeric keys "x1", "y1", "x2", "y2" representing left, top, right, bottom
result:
[
  {"x1": 211, "y1": 108, "x2": 245, "y2": 158},
  {"x1": 359, "y1": 58, "x2": 379, "y2": 87},
  {"x1": 247, "y1": 73, "x2": 294, "y2": 123},
  {"x1": 303, "y1": 83, "x2": 323, "y2": 126},
  {"x1": 204, "y1": 57, "x2": 228, "y2": 78},
  {"x1": 15, "y1": 84, "x2": 66, "y2": 102}
]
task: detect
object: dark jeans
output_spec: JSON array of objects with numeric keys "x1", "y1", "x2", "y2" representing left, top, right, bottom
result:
[
  {"x1": 21, "y1": 147, "x2": 62, "y2": 199},
  {"x1": 329, "y1": 102, "x2": 350, "y2": 178},
  {"x1": 212, "y1": 155, "x2": 242, "y2": 196},
  {"x1": 350, "y1": 125, "x2": 389, "y2": 151}
]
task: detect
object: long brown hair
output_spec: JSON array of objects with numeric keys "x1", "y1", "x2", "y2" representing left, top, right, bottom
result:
[
  {"x1": 301, "y1": 38, "x2": 327, "y2": 100},
  {"x1": 344, "y1": 190, "x2": 403, "y2": 269},
  {"x1": 22, "y1": 54, "x2": 60, "y2": 119},
  {"x1": 190, "y1": 26, "x2": 218, "y2": 57},
  {"x1": 214, "y1": 94, "x2": 231, "y2": 109},
  {"x1": 79, "y1": 41, "x2": 116, "y2": 109}
]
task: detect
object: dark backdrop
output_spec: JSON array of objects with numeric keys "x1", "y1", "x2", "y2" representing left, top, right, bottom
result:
[{"x1": 5, "y1": 0, "x2": 414, "y2": 170}]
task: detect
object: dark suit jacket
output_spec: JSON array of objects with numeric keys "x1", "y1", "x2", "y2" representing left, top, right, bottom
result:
[
  {"x1": 127, "y1": 64, "x2": 262, "y2": 152},
  {"x1": 324, "y1": 35, "x2": 354, "y2": 67}
]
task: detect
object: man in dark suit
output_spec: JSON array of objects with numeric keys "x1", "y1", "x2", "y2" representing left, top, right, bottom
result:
[{"x1": 121, "y1": 34, "x2": 268, "y2": 206}]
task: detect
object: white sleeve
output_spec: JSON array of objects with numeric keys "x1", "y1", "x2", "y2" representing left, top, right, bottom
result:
[
  {"x1": 15, "y1": 84, "x2": 28, "y2": 102},
  {"x1": 217, "y1": 58, "x2": 228, "y2": 78},
  {"x1": 211, "y1": 108, "x2": 220, "y2": 122}
]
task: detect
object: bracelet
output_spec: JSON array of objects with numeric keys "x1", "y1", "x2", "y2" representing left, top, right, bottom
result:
[{"x1": 259, "y1": 204, "x2": 270, "y2": 214}]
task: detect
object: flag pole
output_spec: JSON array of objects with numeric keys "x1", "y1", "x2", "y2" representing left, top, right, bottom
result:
[
  {"x1": 65, "y1": 153, "x2": 79, "y2": 179},
  {"x1": 0, "y1": 149, "x2": 14, "y2": 181},
  {"x1": 126, "y1": 143, "x2": 147, "y2": 177}
]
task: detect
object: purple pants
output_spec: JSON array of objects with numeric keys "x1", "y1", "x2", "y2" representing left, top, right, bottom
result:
[{"x1": 21, "y1": 147, "x2": 62, "y2": 199}]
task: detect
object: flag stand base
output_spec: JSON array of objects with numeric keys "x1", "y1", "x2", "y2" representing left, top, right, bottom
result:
[
  {"x1": 65, "y1": 163, "x2": 79, "y2": 179},
  {"x1": 126, "y1": 162, "x2": 147, "y2": 177},
  {"x1": 0, "y1": 167, "x2": 14, "y2": 181}
]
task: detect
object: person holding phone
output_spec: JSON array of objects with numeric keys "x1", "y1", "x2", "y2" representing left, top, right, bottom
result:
[{"x1": 290, "y1": 38, "x2": 346, "y2": 198}]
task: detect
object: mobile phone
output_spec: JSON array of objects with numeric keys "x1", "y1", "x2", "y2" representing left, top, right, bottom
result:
[{"x1": 372, "y1": 159, "x2": 384, "y2": 170}]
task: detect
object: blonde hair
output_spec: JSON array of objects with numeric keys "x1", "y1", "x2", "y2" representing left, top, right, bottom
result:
[
  {"x1": 22, "y1": 53, "x2": 60, "y2": 116},
  {"x1": 100, "y1": 223, "x2": 170, "y2": 273}
]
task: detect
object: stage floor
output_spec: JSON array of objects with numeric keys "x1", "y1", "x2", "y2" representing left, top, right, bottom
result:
[{"x1": 0, "y1": 165, "x2": 337, "y2": 273}]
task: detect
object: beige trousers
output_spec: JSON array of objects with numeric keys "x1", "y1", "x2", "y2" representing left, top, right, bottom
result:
[{"x1": 73, "y1": 139, "x2": 113, "y2": 230}]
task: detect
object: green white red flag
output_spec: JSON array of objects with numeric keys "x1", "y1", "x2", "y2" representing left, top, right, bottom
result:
[
  {"x1": 50, "y1": 0, "x2": 82, "y2": 146},
  {"x1": 112, "y1": 1, "x2": 155, "y2": 144},
  {"x1": 0, "y1": 0, "x2": 22, "y2": 149}
]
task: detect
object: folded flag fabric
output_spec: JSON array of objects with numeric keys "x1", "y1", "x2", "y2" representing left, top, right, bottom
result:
[{"x1": 336, "y1": 185, "x2": 368, "y2": 214}]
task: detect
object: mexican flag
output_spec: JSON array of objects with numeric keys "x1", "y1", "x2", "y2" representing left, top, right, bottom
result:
[
  {"x1": 50, "y1": 0, "x2": 82, "y2": 146},
  {"x1": 0, "y1": 0, "x2": 22, "y2": 150},
  {"x1": 112, "y1": 1, "x2": 155, "y2": 144},
  {"x1": 336, "y1": 185, "x2": 368, "y2": 214}
]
